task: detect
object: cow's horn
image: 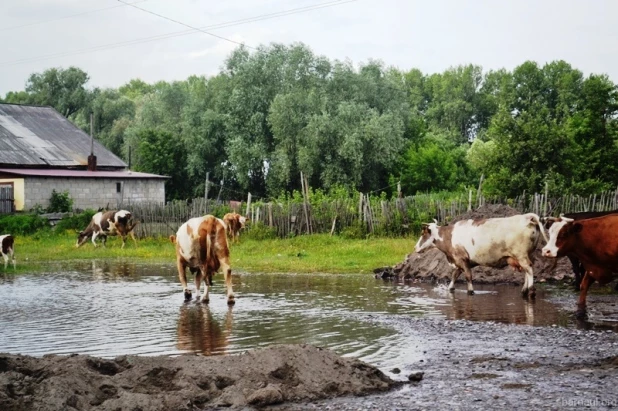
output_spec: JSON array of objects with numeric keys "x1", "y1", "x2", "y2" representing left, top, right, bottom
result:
[{"x1": 433, "y1": 218, "x2": 438, "y2": 224}]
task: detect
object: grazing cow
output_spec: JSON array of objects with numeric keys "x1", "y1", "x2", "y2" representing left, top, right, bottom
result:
[
  {"x1": 414, "y1": 213, "x2": 548, "y2": 297},
  {"x1": 170, "y1": 215, "x2": 235, "y2": 305},
  {"x1": 543, "y1": 209, "x2": 618, "y2": 291},
  {"x1": 223, "y1": 212, "x2": 247, "y2": 244},
  {"x1": 0, "y1": 234, "x2": 15, "y2": 269},
  {"x1": 542, "y1": 215, "x2": 618, "y2": 317},
  {"x1": 76, "y1": 210, "x2": 138, "y2": 248}
]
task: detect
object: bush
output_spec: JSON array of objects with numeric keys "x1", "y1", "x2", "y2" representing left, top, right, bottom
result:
[
  {"x1": 0, "y1": 214, "x2": 49, "y2": 235},
  {"x1": 244, "y1": 222, "x2": 278, "y2": 240},
  {"x1": 54, "y1": 210, "x2": 97, "y2": 233},
  {"x1": 47, "y1": 190, "x2": 73, "y2": 213}
]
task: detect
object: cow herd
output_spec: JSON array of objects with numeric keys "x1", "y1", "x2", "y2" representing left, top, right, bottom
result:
[{"x1": 1, "y1": 207, "x2": 618, "y2": 317}]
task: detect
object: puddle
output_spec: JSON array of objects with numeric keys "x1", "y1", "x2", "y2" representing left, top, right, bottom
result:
[{"x1": 0, "y1": 261, "x2": 615, "y2": 370}]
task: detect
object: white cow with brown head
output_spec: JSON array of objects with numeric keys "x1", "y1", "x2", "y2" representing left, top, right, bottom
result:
[
  {"x1": 414, "y1": 213, "x2": 548, "y2": 297},
  {"x1": 170, "y1": 215, "x2": 235, "y2": 305}
]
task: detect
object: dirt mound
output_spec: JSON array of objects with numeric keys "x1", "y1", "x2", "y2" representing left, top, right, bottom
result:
[
  {"x1": 0, "y1": 345, "x2": 398, "y2": 411},
  {"x1": 377, "y1": 205, "x2": 575, "y2": 285}
]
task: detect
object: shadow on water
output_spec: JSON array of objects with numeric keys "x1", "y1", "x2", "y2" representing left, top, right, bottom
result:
[{"x1": 0, "y1": 261, "x2": 617, "y2": 368}]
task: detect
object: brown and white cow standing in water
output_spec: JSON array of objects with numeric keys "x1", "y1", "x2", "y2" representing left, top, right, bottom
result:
[
  {"x1": 414, "y1": 213, "x2": 548, "y2": 297},
  {"x1": 0, "y1": 234, "x2": 15, "y2": 269},
  {"x1": 223, "y1": 212, "x2": 247, "y2": 244},
  {"x1": 542, "y1": 214, "x2": 618, "y2": 317},
  {"x1": 170, "y1": 215, "x2": 235, "y2": 305},
  {"x1": 76, "y1": 210, "x2": 138, "y2": 248}
]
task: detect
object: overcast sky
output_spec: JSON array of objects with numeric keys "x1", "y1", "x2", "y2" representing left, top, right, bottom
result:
[{"x1": 1, "y1": 0, "x2": 617, "y2": 94}]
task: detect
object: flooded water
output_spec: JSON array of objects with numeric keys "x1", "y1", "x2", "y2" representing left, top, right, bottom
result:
[{"x1": 0, "y1": 261, "x2": 613, "y2": 370}]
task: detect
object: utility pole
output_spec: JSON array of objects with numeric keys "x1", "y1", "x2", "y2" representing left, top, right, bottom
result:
[{"x1": 204, "y1": 171, "x2": 210, "y2": 201}]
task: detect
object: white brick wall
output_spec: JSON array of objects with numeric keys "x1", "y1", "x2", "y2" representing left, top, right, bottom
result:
[{"x1": 23, "y1": 177, "x2": 165, "y2": 210}]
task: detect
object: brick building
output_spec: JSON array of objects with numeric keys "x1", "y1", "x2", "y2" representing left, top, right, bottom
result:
[{"x1": 0, "y1": 103, "x2": 167, "y2": 212}]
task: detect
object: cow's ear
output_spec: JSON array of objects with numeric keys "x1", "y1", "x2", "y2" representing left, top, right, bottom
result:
[{"x1": 572, "y1": 222, "x2": 583, "y2": 234}]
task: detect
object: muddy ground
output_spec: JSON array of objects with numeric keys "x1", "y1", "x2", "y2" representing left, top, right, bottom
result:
[
  {"x1": 375, "y1": 204, "x2": 577, "y2": 285},
  {"x1": 271, "y1": 314, "x2": 618, "y2": 410},
  {"x1": 0, "y1": 344, "x2": 396, "y2": 410}
]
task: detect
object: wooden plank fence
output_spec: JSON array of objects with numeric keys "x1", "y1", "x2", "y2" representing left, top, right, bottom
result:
[
  {"x1": 121, "y1": 187, "x2": 618, "y2": 239},
  {"x1": 0, "y1": 184, "x2": 15, "y2": 214}
]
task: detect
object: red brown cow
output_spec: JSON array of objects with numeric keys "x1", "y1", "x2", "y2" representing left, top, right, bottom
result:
[
  {"x1": 0, "y1": 234, "x2": 15, "y2": 269},
  {"x1": 223, "y1": 212, "x2": 247, "y2": 244},
  {"x1": 76, "y1": 210, "x2": 138, "y2": 248},
  {"x1": 542, "y1": 209, "x2": 618, "y2": 290},
  {"x1": 170, "y1": 215, "x2": 235, "y2": 305},
  {"x1": 542, "y1": 215, "x2": 618, "y2": 317}
]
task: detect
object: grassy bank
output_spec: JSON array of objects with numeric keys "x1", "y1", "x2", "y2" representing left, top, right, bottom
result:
[{"x1": 6, "y1": 233, "x2": 413, "y2": 274}]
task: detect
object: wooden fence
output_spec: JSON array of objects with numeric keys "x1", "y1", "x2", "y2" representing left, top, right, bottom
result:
[{"x1": 123, "y1": 188, "x2": 618, "y2": 239}]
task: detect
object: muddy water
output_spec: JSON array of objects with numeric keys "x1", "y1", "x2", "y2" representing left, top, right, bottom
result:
[{"x1": 0, "y1": 261, "x2": 608, "y2": 370}]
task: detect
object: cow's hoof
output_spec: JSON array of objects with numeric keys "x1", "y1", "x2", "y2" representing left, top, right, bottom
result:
[
  {"x1": 528, "y1": 288, "x2": 536, "y2": 299},
  {"x1": 521, "y1": 289, "x2": 529, "y2": 298},
  {"x1": 201, "y1": 298, "x2": 210, "y2": 304},
  {"x1": 575, "y1": 308, "x2": 587, "y2": 320},
  {"x1": 183, "y1": 290, "x2": 192, "y2": 301},
  {"x1": 467, "y1": 290, "x2": 475, "y2": 295},
  {"x1": 449, "y1": 288, "x2": 455, "y2": 293},
  {"x1": 227, "y1": 298, "x2": 236, "y2": 306}
]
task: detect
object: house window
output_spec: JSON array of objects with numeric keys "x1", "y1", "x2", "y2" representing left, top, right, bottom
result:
[{"x1": 116, "y1": 182, "x2": 122, "y2": 193}]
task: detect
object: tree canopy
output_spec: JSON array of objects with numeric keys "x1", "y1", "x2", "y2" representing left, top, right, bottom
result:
[{"x1": 2, "y1": 43, "x2": 617, "y2": 201}]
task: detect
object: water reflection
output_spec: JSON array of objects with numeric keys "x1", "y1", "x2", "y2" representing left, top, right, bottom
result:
[
  {"x1": 0, "y1": 264, "x2": 616, "y2": 364},
  {"x1": 177, "y1": 305, "x2": 233, "y2": 355}
]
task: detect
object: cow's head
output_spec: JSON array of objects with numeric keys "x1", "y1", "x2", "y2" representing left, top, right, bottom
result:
[
  {"x1": 239, "y1": 216, "x2": 248, "y2": 228},
  {"x1": 76, "y1": 230, "x2": 90, "y2": 248},
  {"x1": 114, "y1": 210, "x2": 132, "y2": 226},
  {"x1": 414, "y1": 220, "x2": 442, "y2": 253},
  {"x1": 541, "y1": 217, "x2": 579, "y2": 258}
]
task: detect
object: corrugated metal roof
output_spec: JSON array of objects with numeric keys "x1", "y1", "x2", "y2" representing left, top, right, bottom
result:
[
  {"x1": 0, "y1": 168, "x2": 168, "y2": 179},
  {"x1": 0, "y1": 103, "x2": 127, "y2": 168}
]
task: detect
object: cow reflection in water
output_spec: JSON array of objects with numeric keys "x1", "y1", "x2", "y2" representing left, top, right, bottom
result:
[
  {"x1": 442, "y1": 289, "x2": 536, "y2": 326},
  {"x1": 177, "y1": 305, "x2": 233, "y2": 355}
]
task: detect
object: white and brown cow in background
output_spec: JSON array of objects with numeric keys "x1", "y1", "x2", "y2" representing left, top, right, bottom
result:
[
  {"x1": 0, "y1": 234, "x2": 15, "y2": 269},
  {"x1": 76, "y1": 210, "x2": 138, "y2": 248},
  {"x1": 414, "y1": 213, "x2": 548, "y2": 297},
  {"x1": 170, "y1": 215, "x2": 235, "y2": 305},
  {"x1": 223, "y1": 212, "x2": 247, "y2": 244}
]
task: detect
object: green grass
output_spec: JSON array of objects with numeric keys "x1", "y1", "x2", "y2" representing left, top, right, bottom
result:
[{"x1": 5, "y1": 232, "x2": 414, "y2": 274}]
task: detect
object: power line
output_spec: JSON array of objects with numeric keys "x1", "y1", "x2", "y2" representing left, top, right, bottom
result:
[
  {"x1": 0, "y1": 0, "x2": 356, "y2": 67},
  {"x1": 117, "y1": 0, "x2": 254, "y2": 50},
  {"x1": 0, "y1": 0, "x2": 149, "y2": 32}
]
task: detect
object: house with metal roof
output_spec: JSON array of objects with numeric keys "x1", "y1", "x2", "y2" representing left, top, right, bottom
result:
[{"x1": 0, "y1": 103, "x2": 167, "y2": 212}]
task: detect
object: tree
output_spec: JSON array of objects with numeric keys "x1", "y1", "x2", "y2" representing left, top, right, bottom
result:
[{"x1": 25, "y1": 67, "x2": 90, "y2": 118}]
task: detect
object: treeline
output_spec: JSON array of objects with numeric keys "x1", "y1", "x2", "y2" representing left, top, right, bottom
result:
[{"x1": 3, "y1": 43, "x2": 618, "y2": 201}]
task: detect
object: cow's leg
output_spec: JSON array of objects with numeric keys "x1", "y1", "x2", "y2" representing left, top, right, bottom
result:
[
  {"x1": 576, "y1": 271, "x2": 595, "y2": 319},
  {"x1": 120, "y1": 235, "x2": 127, "y2": 249},
  {"x1": 91, "y1": 231, "x2": 100, "y2": 247},
  {"x1": 2, "y1": 252, "x2": 7, "y2": 269},
  {"x1": 200, "y1": 268, "x2": 210, "y2": 304},
  {"x1": 130, "y1": 231, "x2": 137, "y2": 247},
  {"x1": 101, "y1": 235, "x2": 108, "y2": 248},
  {"x1": 177, "y1": 260, "x2": 191, "y2": 300},
  {"x1": 462, "y1": 265, "x2": 475, "y2": 295},
  {"x1": 568, "y1": 256, "x2": 582, "y2": 291},
  {"x1": 195, "y1": 270, "x2": 207, "y2": 303},
  {"x1": 448, "y1": 267, "x2": 461, "y2": 292},
  {"x1": 520, "y1": 259, "x2": 535, "y2": 298},
  {"x1": 220, "y1": 258, "x2": 235, "y2": 305}
]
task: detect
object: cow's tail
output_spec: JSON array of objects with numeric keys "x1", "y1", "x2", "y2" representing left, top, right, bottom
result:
[{"x1": 531, "y1": 214, "x2": 549, "y2": 243}]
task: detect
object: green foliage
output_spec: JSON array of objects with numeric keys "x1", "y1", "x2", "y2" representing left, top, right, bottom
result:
[
  {"x1": 3, "y1": 46, "x2": 618, "y2": 200},
  {"x1": 0, "y1": 214, "x2": 49, "y2": 235},
  {"x1": 47, "y1": 190, "x2": 73, "y2": 213},
  {"x1": 54, "y1": 210, "x2": 97, "y2": 233},
  {"x1": 244, "y1": 222, "x2": 278, "y2": 240}
]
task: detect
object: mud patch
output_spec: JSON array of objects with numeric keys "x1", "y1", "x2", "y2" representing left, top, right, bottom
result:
[{"x1": 0, "y1": 345, "x2": 398, "y2": 411}]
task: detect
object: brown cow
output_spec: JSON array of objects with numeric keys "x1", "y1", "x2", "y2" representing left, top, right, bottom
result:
[
  {"x1": 76, "y1": 210, "x2": 138, "y2": 248},
  {"x1": 170, "y1": 215, "x2": 235, "y2": 305},
  {"x1": 1, "y1": 234, "x2": 15, "y2": 269},
  {"x1": 223, "y1": 212, "x2": 247, "y2": 244},
  {"x1": 542, "y1": 209, "x2": 618, "y2": 290},
  {"x1": 542, "y1": 215, "x2": 618, "y2": 317}
]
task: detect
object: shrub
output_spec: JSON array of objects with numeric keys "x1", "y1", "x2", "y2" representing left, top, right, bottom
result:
[
  {"x1": 244, "y1": 222, "x2": 278, "y2": 240},
  {"x1": 0, "y1": 214, "x2": 49, "y2": 235},
  {"x1": 54, "y1": 210, "x2": 97, "y2": 233},
  {"x1": 47, "y1": 190, "x2": 74, "y2": 213}
]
